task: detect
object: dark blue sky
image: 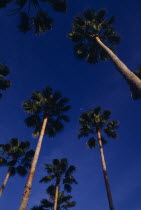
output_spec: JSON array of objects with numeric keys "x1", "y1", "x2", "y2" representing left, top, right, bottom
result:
[{"x1": 0, "y1": 0, "x2": 141, "y2": 209}]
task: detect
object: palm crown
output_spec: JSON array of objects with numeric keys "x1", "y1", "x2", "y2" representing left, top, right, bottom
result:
[
  {"x1": 68, "y1": 9, "x2": 120, "y2": 64},
  {"x1": 0, "y1": 138, "x2": 34, "y2": 176},
  {"x1": 23, "y1": 87, "x2": 70, "y2": 137},
  {"x1": 0, "y1": 0, "x2": 67, "y2": 34},
  {"x1": 0, "y1": 64, "x2": 10, "y2": 98},
  {"x1": 40, "y1": 158, "x2": 77, "y2": 193},
  {"x1": 31, "y1": 190, "x2": 76, "y2": 210},
  {"x1": 78, "y1": 106, "x2": 119, "y2": 148}
]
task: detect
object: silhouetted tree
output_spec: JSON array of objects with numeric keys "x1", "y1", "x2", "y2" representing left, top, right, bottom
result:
[
  {"x1": 19, "y1": 87, "x2": 70, "y2": 210},
  {"x1": 68, "y1": 9, "x2": 141, "y2": 99},
  {"x1": 0, "y1": 0, "x2": 67, "y2": 35},
  {"x1": 31, "y1": 188, "x2": 76, "y2": 210},
  {"x1": 40, "y1": 158, "x2": 77, "y2": 210},
  {"x1": 0, "y1": 138, "x2": 34, "y2": 196},
  {"x1": 78, "y1": 106, "x2": 119, "y2": 210}
]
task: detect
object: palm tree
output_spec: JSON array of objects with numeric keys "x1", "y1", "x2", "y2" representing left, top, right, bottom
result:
[
  {"x1": 0, "y1": 138, "x2": 34, "y2": 196},
  {"x1": 39, "y1": 158, "x2": 77, "y2": 210},
  {"x1": 0, "y1": 0, "x2": 67, "y2": 35},
  {"x1": 19, "y1": 87, "x2": 70, "y2": 210},
  {"x1": 31, "y1": 188, "x2": 76, "y2": 210},
  {"x1": 78, "y1": 106, "x2": 119, "y2": 210},
  {"x1": 0, "y1": 64, "x2": 10, "y2": 98},
  {"x1": 68, "y1": 8, "x2": 141, "y2": 99}
]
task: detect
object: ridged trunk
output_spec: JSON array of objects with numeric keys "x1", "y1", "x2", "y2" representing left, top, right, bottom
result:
[
  {"x1": 19, "y1": 117, "x2": 48, "y2": 210},
  {"x1": 53, "y1": 184, "x2": 59, "y2": 210},
  {"x1": 95, "y1": 36, "x2": 141, "y2": 99},
  {"x1": 97, "y1": 130, "x2": 115, "y2": 210},
  {"x1": 0, "y1": 167, "x2": 12, "y2": 196}
]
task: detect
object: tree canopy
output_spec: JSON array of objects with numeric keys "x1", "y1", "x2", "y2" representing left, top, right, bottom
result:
[
  {"x1": 40, "y1": 158, "x2": 77, "y2": 193},
  {"x1": 0, "y1": 138, "x2": 34, "y2": 176},
  {"x1": 0, "y1": 0, "x2": 67, "y2": 34},
  {"x1": 23, "y1": 87, "x2": 70, "y2": 138},
  {"x1": 78, "y1": 106, "x2": 119, "y2": 148},
  {"x1": 68, "y1": 8, "x2": 120, "y2": 64}
]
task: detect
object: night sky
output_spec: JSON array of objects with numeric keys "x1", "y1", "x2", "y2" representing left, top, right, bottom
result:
[{"x1": 0, "y1": 0, "x2": 141, "y2": 209}]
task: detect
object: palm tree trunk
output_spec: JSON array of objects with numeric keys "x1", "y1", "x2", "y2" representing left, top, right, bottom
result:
[
  {"x1": 0, "y1": 167, "x2": 12, "y2": 196},
  {"x1": 97, "y1": 130, "x2": 115, "y2": 210},
  {"x1": 19, "y1": 117, "x2": 48, "y2": 210},
  {"x1": 95, "y1": 36, "x2": 141, "y2": 99},
  {"x1": 54, "y1": 184, "x2": 59, "y2": 210}
]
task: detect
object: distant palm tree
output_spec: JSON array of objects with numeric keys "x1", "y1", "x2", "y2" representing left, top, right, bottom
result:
[
  {"x1": 0, "y1": 64, "x2": 10, "y2": 98},
  {"x1": 68, "y1": 8, "x2": 141, "y2": 99},
  {"x1": 0, "y1": 0, "x2": 67, "y2": 35},
  {"x1": 19, "y1": 87, "x2": 70, "y2": 210},
  {"x1": 0, "y1": 138, "x2": 34, "y2": 196},
  {"x1": 78, "y1": 106, "x2": 119, "y2": 210},
  {"x1": 39, "y1": 158, "x2": 77, "y2": 210},
  {"x1": 31, "y1": 188, "x2": 76, "y2": 210}
]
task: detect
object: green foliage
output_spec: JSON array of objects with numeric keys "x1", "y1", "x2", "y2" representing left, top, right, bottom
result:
[
  {"x1": 0, "y1": 64, "x2": 10, "y2": 98},
  {"x1": 0, "y1": 0, "x2": 67, "y2": 35},
  {"x1": 68, "y1": 8, "x2": 120, "y2": 64},
  {"x1": 40, "y1": 158, "x2": 77, "y2": 193},
  {"x1": 78, "y1": 106, "x2": 119, "y2": 148},
  {"x1": 31, "y1": 189, "x2": 76, "y2": 210},
  {"x1": 0, "y1": 138, "x2": 34, "y2": 176},
  {"x1": 23, "y1": 86, "x2": 70, "y2": 138}
]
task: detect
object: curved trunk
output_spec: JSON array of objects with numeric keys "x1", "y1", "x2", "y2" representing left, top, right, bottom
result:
[
  {"x1": 54, "y1": 184, "x2": 59, "y2": 210},
  {"x1": 95, "y1": 36, "x2": 141, "y2": 99},
  {"x1": 19, "y1": 117, "x2": 48, "y2": 210},
  {"x1": 0, "y1": 167, "x2": 12, "y2": 196},
  {"x1": 97, "y1": 130, "x2": 115, "y2": 210}
]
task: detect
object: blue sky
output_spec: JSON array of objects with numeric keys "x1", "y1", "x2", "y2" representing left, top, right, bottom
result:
[{"x1": 0, "y1": 0, "x2": 141, "y2": 209}]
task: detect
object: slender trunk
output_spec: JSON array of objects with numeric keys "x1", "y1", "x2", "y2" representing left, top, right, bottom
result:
[
  {"x1": 19, "y1": 117, "x2": 48, "y2": 210},
  {"x1": 97, "y1": 130, "x2": 115, "y2": 210},
  {"x1": 95, "y1": 36, "x2": 141, "y2": 99},
  {"x1": 0, "y1": 167, "x2": 12, "y2": 196},
  {"x1": 54, "y1": 184, "x2": 59, "y2": 210}
]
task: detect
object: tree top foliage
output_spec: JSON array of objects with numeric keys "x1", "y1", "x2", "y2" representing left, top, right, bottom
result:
[
  {"x1": 23, "y1": 86, "x2": 70, "y2": 138},
  {"x1": 0, "y1": 0, "x2": 67, "y2": 34},
  {"x1": 0, "y1": 64, "x2": 10, "y2": 98},
  {"x1": 68, "y1": 8, "x2": 120, "y2": 64},
  {"x1": 78, "y1": 106, "x2": 119, "y2": 149}
]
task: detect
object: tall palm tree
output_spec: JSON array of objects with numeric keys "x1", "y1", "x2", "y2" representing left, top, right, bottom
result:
[
  {"x1": 78, "y1": 106, "x2": 119, "y2": 210},
  {"x1": 39, "y1": 158, "x2": 77, "y2": 210},
  {"x1": 68, "y1": 8, "x2": 141, "y2": 99},
  {"x1": 19, "y1": 87, "x2": 70, "y2": 210},
  {"x1": 31, "y1": 188, "x2": 76, "y2": 210},
  {"x1": 0, "y1": 138, "x2": 34, "y2": 196},
  {"x1": 0, "y1": 64, "x2": 10, "y2": 98},
  {"x1": 0, "y1": 0, "x2": 67, "y2": 35}
]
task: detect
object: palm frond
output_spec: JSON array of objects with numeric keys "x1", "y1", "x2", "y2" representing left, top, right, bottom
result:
[
  {"x1": 18, "y1": 12, "x2": 31, "y2": 33},
  {"x1": 0, "y1": 64, "x2": 10, "y2": 77},
  {"x1": 87, "y1": 137, "x2": 97, "y2": 149},
  {"x1": 23, "y1": 100, "x2": 41, "y2": 114},
  {"x1": 33, "y1": 11, "x2": 53, "y2": 35},
  {"x1": 64, "y1": 183, "x2": 72, "y2": 193},
  {"x1": 24, "y1": 115, "x2": 41, "y2": 128},
  {"x1": 0, "y1": 79, "x2": 10, "y2": 90},
  {"x1": 40, "y1": 175, "x2": 54, "y2": 183},
  {"x1": 16, "y1": 165, "x2": 27, "y2": 176}
]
